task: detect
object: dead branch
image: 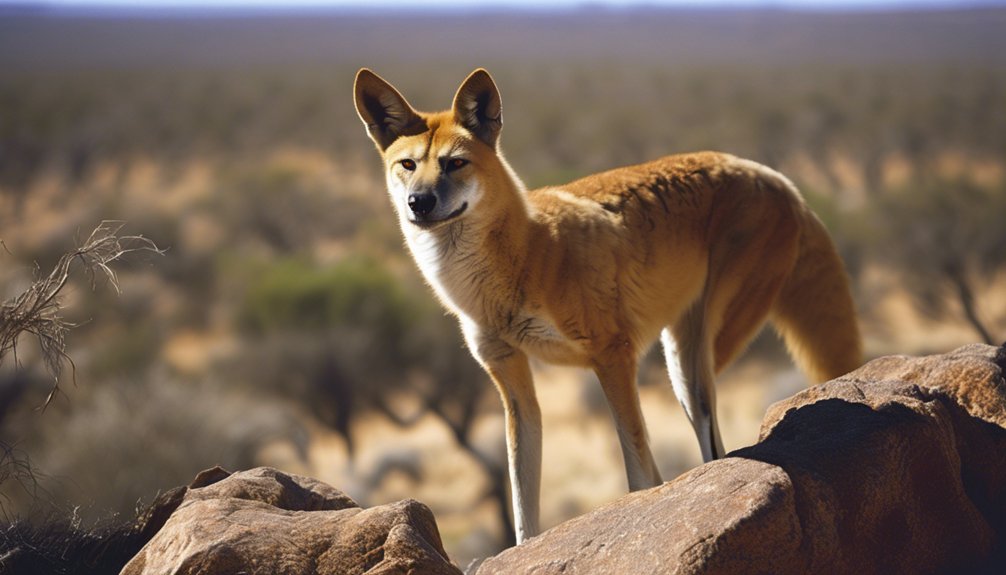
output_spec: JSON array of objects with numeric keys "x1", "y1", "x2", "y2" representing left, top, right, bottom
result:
[
  {"x1": 0, "y1": 441, "x2": 41, "y2": 521},
  {"x1": 0, "y1": 221, "x2": 163, "y2": 408}
]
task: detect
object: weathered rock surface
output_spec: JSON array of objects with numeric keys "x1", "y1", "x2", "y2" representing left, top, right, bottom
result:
[
  {"x1": 121, "y1": 466, "x2": 462, "y2": 575},
  {"x1": 476, "y1": 343, "x2": 1006, "y2": 575}
]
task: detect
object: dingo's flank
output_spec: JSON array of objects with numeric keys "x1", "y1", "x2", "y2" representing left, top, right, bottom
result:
[{"x1": 354, "y1": 68, "x2": 861, "y2": 544}]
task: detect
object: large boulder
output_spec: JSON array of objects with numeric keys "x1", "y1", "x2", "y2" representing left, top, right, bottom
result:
[
  {"x1": 476, "y1": 343, "x2": 1006, "y2": 575},
  {"x1": 121, "y1": 466, "x2": 462, "y2": 575}
]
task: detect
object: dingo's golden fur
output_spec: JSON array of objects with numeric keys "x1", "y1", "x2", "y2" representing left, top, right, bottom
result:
[{"x1": 354, "y1": 68, "x2": 861, "y2": 544}]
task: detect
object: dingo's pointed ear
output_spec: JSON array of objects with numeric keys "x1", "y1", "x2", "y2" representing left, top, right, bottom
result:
[
  {"x1": 452, "y1": 69, "x2": 502, "y2": 148},
  {"x1": 354, "y1": 69, "x2": 424, "y2": 151}
]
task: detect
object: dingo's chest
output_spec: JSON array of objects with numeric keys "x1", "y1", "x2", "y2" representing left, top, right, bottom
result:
[{"x1": 502, "y1": 311, "x2": 588, "y2": 366}]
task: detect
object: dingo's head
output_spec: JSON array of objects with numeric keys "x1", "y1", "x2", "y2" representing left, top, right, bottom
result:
[{"x1": 354, "y1": 69, "x2": 506, "y2": 230}]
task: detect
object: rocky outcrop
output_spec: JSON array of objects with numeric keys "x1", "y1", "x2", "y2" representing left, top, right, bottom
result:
[
  {"x1": 476, "y1": 343, "x2": 1006, "y2": 575},
  {"x1": 112, "y1": 345, "x2": 1006, "y2": 574},
  {"x1": 121, "y1": 466, "x2": 462, "y2": 575}
]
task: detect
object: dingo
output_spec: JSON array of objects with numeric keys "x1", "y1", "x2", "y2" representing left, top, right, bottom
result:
[{"x1": 354, "y1": 68, "x2": 861, "y2": 544}]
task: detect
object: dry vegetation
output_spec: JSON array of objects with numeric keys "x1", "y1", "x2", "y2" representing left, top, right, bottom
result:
[
  {"x1": 1, "y1": 222, "x2": 161, "y2": 406},
  {"x1": 1, "y1": 5, "x2": 1005, "y2": 566}
]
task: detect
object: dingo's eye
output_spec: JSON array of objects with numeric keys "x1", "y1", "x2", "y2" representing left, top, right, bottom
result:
[
  {"x1": 400, "y1": 159, "x2": 417, "y2": 171},
  {"x1": 445, "y1": 158, "x2": 469, "y2": 172}
]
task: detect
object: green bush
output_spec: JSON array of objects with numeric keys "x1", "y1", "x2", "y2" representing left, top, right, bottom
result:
[{"x1": 239, "y1": 257, "x2": 423, "y2": 338}]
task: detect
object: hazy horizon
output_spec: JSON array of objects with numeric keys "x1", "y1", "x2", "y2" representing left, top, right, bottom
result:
[{"x1": 4, "y1": 0, "x2": 1006, "y2": 12}]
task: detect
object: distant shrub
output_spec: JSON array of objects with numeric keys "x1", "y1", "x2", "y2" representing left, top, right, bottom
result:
[
  {"x1": 209, "y1": 162, "x2": 379, "y2": 256},
  {"x1": 238, "y1": 256, "x2": 421, "y2": 340}
]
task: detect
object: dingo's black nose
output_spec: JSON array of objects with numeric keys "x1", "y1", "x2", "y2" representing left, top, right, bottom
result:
[{"x1": 408, "y1": 193, "x2": 437, "y2": 216}]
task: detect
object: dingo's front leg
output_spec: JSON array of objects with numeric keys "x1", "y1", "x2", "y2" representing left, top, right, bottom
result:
[
  {"x1": 594, "y1": 347, "x2": 662, "y2": 492},
  {"x1": 462, "y1": 320, "x2": 542, "y2": 544}
]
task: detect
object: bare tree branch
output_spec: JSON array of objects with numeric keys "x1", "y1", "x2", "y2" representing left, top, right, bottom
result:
[{"x1": 0, "y1": 221, "x2": 163, "y2": 409}]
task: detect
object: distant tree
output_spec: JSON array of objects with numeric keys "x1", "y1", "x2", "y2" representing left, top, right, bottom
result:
[
  {"x1": 873, "y1": 179, "x2": 1006, "y2": 345},
  {"x1": 371, "y1": 316, "x2": 515, "y2": 545}
]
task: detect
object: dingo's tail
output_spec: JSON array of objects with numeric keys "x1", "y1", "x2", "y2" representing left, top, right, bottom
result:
[{"x1": 771, "y1": 211, "x2": 862, "y2": 383}]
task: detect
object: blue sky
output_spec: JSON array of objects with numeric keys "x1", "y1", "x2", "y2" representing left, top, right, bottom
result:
[{"x1": 6, "y1": 0, "x2": 1004, "y2": 8}]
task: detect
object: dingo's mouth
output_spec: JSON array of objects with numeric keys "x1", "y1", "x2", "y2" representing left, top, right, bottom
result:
[{"x1": 410, "y1": 202, "x2": 468, "y2": 229}]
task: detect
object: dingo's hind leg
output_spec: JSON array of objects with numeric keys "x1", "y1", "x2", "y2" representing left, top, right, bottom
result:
[
  {"x1": 664, "y1": 305, "x2": 724, "y2": 462},
  {"x1": 710, "y1": 271, "x2": 791, "y2": 374},
  {"x1": 663, "y1": 194, "x2": 797, "y2": 462}
]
